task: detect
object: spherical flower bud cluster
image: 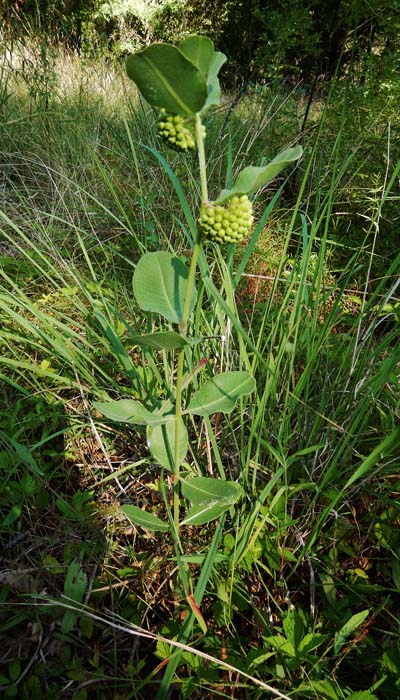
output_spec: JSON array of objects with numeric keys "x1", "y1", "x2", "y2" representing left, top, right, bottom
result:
[
  {"x1": 199, "y1": 195, "x2": 254, "y2": 244},
  {"x1": 158, "y1": 110, "x2": 196, "y2": 151}
]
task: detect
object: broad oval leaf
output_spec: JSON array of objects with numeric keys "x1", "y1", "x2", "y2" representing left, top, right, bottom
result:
[
  {"x1": 207, "y1": 51, "x2": 227, "y2": 84},
  {"x1": 178, "y1": 35, "x2": 214, "y2": 76},
  {"x1": 181, "y1": 477, "x2": 243, "y2": 506},
  {"x1": 201, "y1": 50, "x2": 227, "y2": 112},
  {"x1": 126, "y1": 43, "x2": 207, "y2": 116},
  {"x1": 216, "y1": 145, "x2": 303, "y2": 203},
  {"x1": 147, "y1": 418, "x2": 188, "y2": 470},
  {"x1": 94, "y1": 399, "x2": 171, "y2": 426},
  {"x1": 125, "y1": 331, "x2": 199, "y2": 350},
  {"x1": 64, "y1": 560, "x2": 87, "y2": 603},
  {"x1": 186, "y1": 371, "x2": 256, "y2": 416},
  {"x1": 133, "y1": 251, "x2": 196, "y2": 325},
  {"x1": 181, "y1": 477, "x2": 242, "y2": 526},
  {"x1": 203, "y1": 78, "x2": 222, "y2": 112},
  {"x1": 182, "y1": 501, "x2": 233, "y2": 526},
  {"x1": 122, "y1": 504, "x2": 169, "y2": 532}
]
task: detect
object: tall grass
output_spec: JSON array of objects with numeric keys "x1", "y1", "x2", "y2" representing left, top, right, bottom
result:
[{"x1": 0, "y1": 41, "x2": 399, "y2": 699}]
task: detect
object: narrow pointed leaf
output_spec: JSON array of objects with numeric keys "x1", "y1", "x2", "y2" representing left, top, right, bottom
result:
[
  {"x1": 125, "y1": 331, "x2": 199, "y2": 350},
  {"x1": 178, "y1": 35, "x2": 214, "y2": 76},
  {"x1": 216, "y1": 145, "x2": 303, "y2": 203},
  {"x1": 186, "y1": 371, "x2": 255, "y2": 416},
  {"x1": 122, "y1": 504, "x2": 169, "y2": 532},
  {"x1": 126, "y1": 44, "x2": 207, "y2": 116},
  {"x1": 94, "y1": 399, "x2": 171, "y2": 426},
  {"x1": 133, "y1": 251, "x2": 196, "y2": 325},
  {"x1": 186, "y1": 593, "x2": 207, "y2": 634},
  {"x1": 147, "y1": 418, "x2": 188, "y2": 470},
  {"x1": 334, "y1": 609, "x2": 370, "y2": 655}
]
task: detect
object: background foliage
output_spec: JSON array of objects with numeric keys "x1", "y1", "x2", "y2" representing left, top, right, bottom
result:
[{"x1": 3, "y1": 0, "x2": 399, "y2": 83}]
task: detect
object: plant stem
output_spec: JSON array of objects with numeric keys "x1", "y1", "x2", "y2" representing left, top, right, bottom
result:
[
  {"x1": 195, "y1": 112, "x2": 208, "y2": 204},
  {"x1": 173, "y1": 348, "x2": 185, "y2": 531},
  {"x1": 172, "y1": 113, "x2": 207, "y2": 531}
]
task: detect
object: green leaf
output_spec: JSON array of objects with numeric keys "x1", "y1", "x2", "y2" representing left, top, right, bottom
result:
[
  {"x1": 94, "y1": 399, "x2": 171, "y2": 426},
  {"x1": 181, "y1": 501, "x2": 231, "y2": 526},
  {"x1": 283, "y1": 609, "x2": 304, "y2": 650},
  {"x1": 126, "y1": 43, "x2": 207, "y2": 116},
  {"x1": 62, "y1": 560, "x2": 87, "y2": 633},
  {"x1": 79, "y1": 613, "x2": 94, "y2": 640},
  {"x1": 181, "y1": 477, "x2": 243, "y2": 506},
  {"x1": 203, "y1": 79, "x2": 222, "y2": 112},
  {"x1": 181, "y1": 477, "x2": 242, "y2": 526},
  {"x1": 133, "y1": 252, "x2": 196, "y2": 325},
  {"x1": 64, "y1": 560, "x2": 87, "y2": 603},
  {"x1": 263, "y1": 634, "x2": 296, "y2": 657},
  {"x1": 297, "y1": 632, "x2": 328, "y2": 655},
  {"x1": 147, "y1": 418, "x2": 188, "y2": 470},
  {"x1": 8, "y1": 658, "x2": 21, "y2": 682},
  {"x1": 125, "y1": 331, "x2": 199, "y2": 350},
  {"x1": 186, "y1": 371, "x2": 256, "y2": 416},
  {"x1": 177, "y1": 37, "x2": 226, "y2": 113},
  {"x1": 122, "y1": 504, "x2": 169, "y2": 533},
  {"x1": 216, "y1": 145, "x2": 303, "y2": 203},
  {"x1": 334, "y1": 609, "x2": 370, "y2": 655},
  {"x1": 202, "y1": 51, "x2": 227, "y2": 112},
  {"x1": 392, "y1": 557, "x2": 400, "y2": 591},
  {"x1": 207, "y1": 51, "x2": 227, "y2": 84},
  {"x1": 61, "y1": 610, "x2": 78, "y2": 634},
  {"x1": 178, "y1": 35, "x2": 214, "y2": 76},
  {"x1": 297, "y1": 680, "x2": 340, "y2": 699},
  {"x1": 2, "y1": 504, "x2": 22, "y2": 528}
]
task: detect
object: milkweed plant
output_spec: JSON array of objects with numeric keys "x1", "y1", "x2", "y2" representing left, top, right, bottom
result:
[{"x1": 93, "y1": 35, "x2": 302, "y2": 697}]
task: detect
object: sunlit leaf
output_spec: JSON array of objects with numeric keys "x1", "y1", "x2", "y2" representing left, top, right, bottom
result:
[
  {"x1": 133, "y1": 252, "x2": 196, "y2": 325},
  {"x1": 216, "y1": 145, "x2": 303, "y2": 203},
  {"x1": 125, "y1": 331, "x2": 199, "y2": 350},
  {"x1": 202, "y1": 50, "x2": 227, "y2": 111},
  {"x1": 178, "y1": 35, "x2": 214, "y2": 76},
  {"x1": 94, "y1": 399, "x2": 171, "y2": 426},
  {"x1": 181, "y1": 477, "x2": 242, "y2": 525},
  {"x1": 122, "y1": 504, "x2": 169, "y2": 532},
  {"x1": 181, "y1": 477, "x2": 242, "y2": 505},
  {"x1": 186, "y1": 371, "x2": 255, "y2": 416},
  {"x1": 126, "y1": 43, "x2": 207, "y2": 115},
  {"x1": 147, "y1": 418, "x2": 188, "y2": 470}
]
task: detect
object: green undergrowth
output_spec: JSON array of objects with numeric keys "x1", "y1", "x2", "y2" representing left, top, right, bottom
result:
[{"x1": 0, "y1": 41, "x2": 399, "y2": 700}]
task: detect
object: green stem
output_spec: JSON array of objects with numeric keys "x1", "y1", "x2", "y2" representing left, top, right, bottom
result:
[
  {"x1": 173, "y1": 348, "x2": 185, "y2": 531},
  {"x1": 195, "y1": 112, "x2": 208, "y2": 204},
  {"x1": 172, "y1": 112, "x2": 207, "y2": 532}
]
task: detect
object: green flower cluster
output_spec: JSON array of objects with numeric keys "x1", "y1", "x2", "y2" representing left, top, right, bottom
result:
[
  {"x1": 158, "y1": 110, "x2": 196, "y2": 151},
  {"x1": 199, "y1": 195, "x2": 254, "y2": 244}
]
